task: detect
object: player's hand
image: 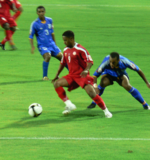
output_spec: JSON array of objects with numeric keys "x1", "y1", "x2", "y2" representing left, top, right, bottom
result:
[
  {"x1": 146, "y1": 83, "x2": 150, "y2": 89},
  {"x1": 51, "y1": 76, "x2": 59, "y2": 83},
  {"x1": 31, "y1": 46, "x2": 35, "y2": 54},
  {"x1": 80, "y1": 70, "x2": 88, "y2": 77}
]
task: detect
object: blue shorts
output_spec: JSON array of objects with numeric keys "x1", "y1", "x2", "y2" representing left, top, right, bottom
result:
[
  {"x1": 38, "y1": 44, "x2": 61, "y2": 57},
  {"x1": 101, "y1": 71, "x2": 129, "y2": 85}
]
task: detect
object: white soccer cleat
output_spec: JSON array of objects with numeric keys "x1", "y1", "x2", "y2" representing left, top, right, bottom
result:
[
  {"x1": 62, "y1": 102, "x2": 76, "y2": 115},
  {"x1": 104, "y1": 111, "x2": 113, "y2": 118},
  {"x1": 103, "y1": 108, "x2": 113, "y2": 118}
]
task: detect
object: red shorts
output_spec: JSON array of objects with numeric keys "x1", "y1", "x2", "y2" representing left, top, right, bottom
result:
[
  {"x1": 14, "y1": 0, "x2": 22, "y2": 9},
  {"x1": 63, "y1": 74, "x2": 94, "y2": 91},
  {"x1": 0, "y1": 15, "x2": 17, "y2": 27}
]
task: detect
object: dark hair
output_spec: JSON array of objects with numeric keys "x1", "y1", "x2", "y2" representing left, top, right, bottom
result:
[
  {"x1": 37, "y1": 6, "x2": 45, "y2": 12},
  {"x1": 62, "y1": 30, "x2": 74, "y2": 38},
  {"x1": 110, "y1": 52, "x2": 120, "y2": 60}
]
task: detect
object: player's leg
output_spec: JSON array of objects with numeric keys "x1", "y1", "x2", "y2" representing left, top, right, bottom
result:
[
  {"x1": 42, "y1": 52, "x2": 51, "y2": 80},
  {"x1": 120, "y1": 75, "x2": 150, "y2": 109},
  {"x1": 54, "y1": 76, "x2": 76, "y2": 114},
  {"x1": 0, "y1": 22, "x2": 12, "y2": 50},
  {"x1": 87, "y1": 74, "x2": 113, "y2": 109},
  {"x1": 84, "y1": 84, "x2": 112, "y2": 118},
  {"x1": 9, "y1": 26, "x2": 17, "y2": 50}
]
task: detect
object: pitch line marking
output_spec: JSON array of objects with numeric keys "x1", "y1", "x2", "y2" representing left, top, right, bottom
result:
[
  {"x1": 22, "y1": 4, "x2": 150, "y2": 8},
  {"x1": 0, "y1": 137, "x2": 150, "y2": 140}
]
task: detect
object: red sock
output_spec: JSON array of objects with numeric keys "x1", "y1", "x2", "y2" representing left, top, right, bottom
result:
[
  {"x1": 92, "y1": 94, "x2": 106, "y2": 110},
  {"x1": 1, "y1": 30, "x2": 11, "y2": 44},
  {"x1": 12, "y1": 11, "x2": 21, "y2": 20},
  {"x1": 55, "y1": 87, "x2": 69, "y2": 102}
]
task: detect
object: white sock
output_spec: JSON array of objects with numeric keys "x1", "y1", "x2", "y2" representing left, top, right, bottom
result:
[
  {"x1": 64, "y1": 100, "x2": 72, "y2": 106},
  {"x1": 103, "y1": 107, "x2": 109, "y2": 113}
]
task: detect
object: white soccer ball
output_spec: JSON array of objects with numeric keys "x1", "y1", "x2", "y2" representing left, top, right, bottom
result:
[{"x1": 28, "y1": 103, "x2": 43, "y2": 117}]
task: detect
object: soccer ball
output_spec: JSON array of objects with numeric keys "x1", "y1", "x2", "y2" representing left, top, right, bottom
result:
[{"x1": 28, "y1": 103, "x2": 43, "y2": 117}]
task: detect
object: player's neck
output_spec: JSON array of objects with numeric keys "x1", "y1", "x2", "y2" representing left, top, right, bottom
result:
[
  {"x1": 69, "y1": 42, "x2": 76, "y2": 48},
  {"x1": 39, "y1": 17, "x2": 45, "y2": 21}
]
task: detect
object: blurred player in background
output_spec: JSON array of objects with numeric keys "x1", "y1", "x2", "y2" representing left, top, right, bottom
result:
[
  {"x1": 29, "y1": 6, "x2": 64, "y2": 80},
  {"x1": 87, "y1": 52, "x2": 150, "y2": 110},
  {"x1": 52, "y1": 30, "x2": 112, "y2": 118},
  {"x1": 0, "y1": 0, "x2": 17, "y2": 50}
]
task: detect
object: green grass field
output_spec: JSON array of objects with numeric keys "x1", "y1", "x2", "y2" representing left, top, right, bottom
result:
[{"x1": 0, "y1": 0, "x2": 150, "y2": 159}]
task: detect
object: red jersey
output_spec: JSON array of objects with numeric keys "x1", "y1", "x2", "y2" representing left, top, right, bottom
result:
[
  {"x1": 0, "y1": 0, "x2": 14, "y2": 17},
  {"x1": 61, "y1": 43, "x2": 93, "y2": 75}
]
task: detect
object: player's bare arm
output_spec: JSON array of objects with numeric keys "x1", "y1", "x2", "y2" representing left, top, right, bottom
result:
[
  {"x1": 137, "y1": 69, "x2": 150, "y2": 88},
  {"x1": 12, "y1": 3, "x2": 17, "y2": 12},
  {"x1": 29, "y1": 38, "x2": 35, "y2": 54},
  {"x1": 80, "y1": 62, "x2": 93, "y2": 77},
  {"x1": 52, "y1": 64, "x2": 65, "y2": 83}
]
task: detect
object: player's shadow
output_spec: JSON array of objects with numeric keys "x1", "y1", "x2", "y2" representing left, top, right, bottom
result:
[
  {"x1": 0, "y1": 110, "x2": 102, "y2": 130},
  {"x1": 0, "y1": 80, "x2": 45, "y2": 85},
  {"x1": 0, "y1": 108, "x2": 139, "y2": 130}
]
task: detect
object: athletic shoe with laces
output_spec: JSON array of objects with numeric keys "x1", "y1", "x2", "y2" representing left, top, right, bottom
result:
[
  {"x1": 144, "y1": 105, "x2": 150, "y2": 110},
  {"x1": 42, "y1": 76, "x2": 49, "y2": 81},
  {"x1": 87, "y1": 103, "x2": 96, "y2": 109},
  {"x1": 10, "y1": 45, "x2": 17, "y2": 50},
  {"x1": 62, "y1": 103, "x2": 76, "y2": 115},
  {"x1": 0, "y1": 43, "x2": 6, "y2": 50}
]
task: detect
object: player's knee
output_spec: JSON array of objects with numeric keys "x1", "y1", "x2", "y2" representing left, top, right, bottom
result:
[
  {"x1": 122, "y1": 84, "x2": 132, "y2": 91},
  {"x1": 3, "y1": 23, "x2": 10, "y2": 30},
  {"x1": 54, "y1": 80, "x2": 61, "y2": 88},
  {"x1": 10, "y1": 27, "x2": 16, "y2": 32},
  {"x1": 44, "y1": 54, "x2": 51, "y2": 62}
]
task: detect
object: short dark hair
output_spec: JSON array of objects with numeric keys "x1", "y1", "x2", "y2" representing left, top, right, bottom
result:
[
  {"x1": 62, "y1": 30, "x2": 74, "y2": 38},
  {"x1": 110, "y1": 52, "x2": 120, "y2": 60},
  {"x1": 37, "y1": 6, "x2": 45, "y2": 12}
]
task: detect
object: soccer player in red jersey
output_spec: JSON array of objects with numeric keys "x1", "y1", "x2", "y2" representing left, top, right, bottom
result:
[
  {"x1": 12, "y1": 0, "x2": 23, "y2": 21},
  {"x1": 52, "y1": 30, "x2": 112, "y2": 118},
  {"x1": 0, "y1": 0, "x2": 17, "y2": 50}
]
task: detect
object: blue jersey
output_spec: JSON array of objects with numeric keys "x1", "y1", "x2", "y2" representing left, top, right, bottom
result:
[
  {"x1": 29, "y1": 17, "x2": 55, "y2": 47},
  {"x1": 93, "y1": 55, "x2": 139, "y2": 78}
]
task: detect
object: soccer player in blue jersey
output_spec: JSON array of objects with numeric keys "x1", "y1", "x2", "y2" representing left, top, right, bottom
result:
[
  {"x1": 87, "y1": 52, "x2": 150, "y2": 110},
  {"x1": 29, "y1": 6, "x2": 63, "y2": 80}
]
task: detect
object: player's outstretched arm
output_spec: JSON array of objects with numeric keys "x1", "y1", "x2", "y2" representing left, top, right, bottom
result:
[
  {"x1": 80, "y1": 62, "x2": 93, "y2": 77},
  {"x1": 51, "y1": 33, "x2": 56, "y2": 44},
  {"x1": 29, "y1": 38, "x2": 35, "y2": 54},
  {"x1": 52, "y1": 64, "x2": 65, "y2": 83},
  {"x1": 137, "y1": 69, "x2": 150, "y2": 88}
]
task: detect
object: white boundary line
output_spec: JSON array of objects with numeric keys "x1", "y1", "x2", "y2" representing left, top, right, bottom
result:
[
  {"x1": 0, "y1": 137, "x2": 150, "y2": 140},
  {"x1": 22, "y1": 4, "x2": 150, "y2": 8}
]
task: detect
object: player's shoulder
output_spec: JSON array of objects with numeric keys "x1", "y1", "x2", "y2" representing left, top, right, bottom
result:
[
  {"x1": 63, "y1": 47, "x2": 69, "y2": 52},
  {"x1": 45, "y1": 17, "x2": 53, "y2": 22},
  {"x1": 74, "y1": 43, "x2": 89, "y2": 53}
]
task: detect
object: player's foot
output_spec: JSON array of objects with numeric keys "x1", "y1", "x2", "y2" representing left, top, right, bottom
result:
[
  {"x1": 103, "y1": 108, "x2": 112, "y2": 118},
  {"x1": 87, "y1": 103, "x2": 96, "y2": 109},
  {"x1": 10, "y1": 45, "x2": 17, "y2": 50},
  {"x1": 62, "y1": 101, "x2": 76, "y2": 115},
  {"x1": 42, "y1": 76, "x2": 49, "y2": 81},
  {"x1": 0, "y1": 43, "x2": 6, "y2": 50},
  {"x1": 144, "y1": 105, "x2": 150, "y2": 110}
]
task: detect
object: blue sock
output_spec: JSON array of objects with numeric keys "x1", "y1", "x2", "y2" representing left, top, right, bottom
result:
[
  {"x1": 129, "y1": 87, "x2": 146, "y2": 107},
  {"x1": 92, "y1": 85, "x2": 105, "y2": 105},
  {"x1": 43, "y1": 61, "x2": 49, "y2": 77}
]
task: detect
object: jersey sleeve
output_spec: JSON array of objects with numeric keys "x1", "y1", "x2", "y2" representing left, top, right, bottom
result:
[
  {"x1": 121, "y1": 58, "x2": 139, "y2": 72},
  {"x1": 29, "y1": 22, "x2": 36, "y2": 39},
  {"x1": 93, "y1": 56, "x2": 110, "y2": 77}
]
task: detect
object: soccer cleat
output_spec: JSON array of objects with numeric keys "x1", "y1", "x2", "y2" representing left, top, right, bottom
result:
[
  {"x1": 104, "y1": 111, "x2": 113, "y2": 118},
  {"x1": 62, "y1": 103, "x2": 76, "y2": 115},
  {"x1": 0, "y1": 43, "x2": 6, "y2": 50},
  {"x1": 10, "y1": 45, "x2": 17, "y2": 50},
  {"x1": 42, "y1": 76, "x2": 49, "y2": 81},
  {"x1": 87, "y1": 103, "x2": 96, "y2": 109},
  {"x1": 144, "y1": 105, "x2": 150, "y2": 110}
]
